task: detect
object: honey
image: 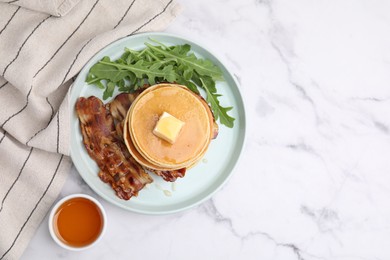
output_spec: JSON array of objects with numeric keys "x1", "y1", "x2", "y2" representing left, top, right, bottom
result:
[{"x1": 53, "y1": 197, "x2": 103, "y2": 248}]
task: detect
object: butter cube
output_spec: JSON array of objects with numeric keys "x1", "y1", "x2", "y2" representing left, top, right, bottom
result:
[{"x1": 153, "y1": 112, "x2": 185, "y2": 144}]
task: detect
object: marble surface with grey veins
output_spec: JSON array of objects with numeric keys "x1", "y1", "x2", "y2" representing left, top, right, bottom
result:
[{"x1": 22, "y1": 0, "x2": 390, "y2": 259}]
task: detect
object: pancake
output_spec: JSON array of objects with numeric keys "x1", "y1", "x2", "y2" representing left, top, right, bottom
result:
[
  {"x1": 125, "y1": 84, "x2": 213, "y2": 170},
  {"x1": 123, "y1": 113, "x2": 169, "y2": 170},
  {"x1": 124, "y1": 120, "x2": 200, "y2": 171},
  {"x1": 130, "y1": 84, "x2": 211, "y2": 169}
]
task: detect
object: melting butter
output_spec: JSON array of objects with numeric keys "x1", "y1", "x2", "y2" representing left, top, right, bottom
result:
[{"x1": 153, "y1": 112, "x2": 185, "y2": 144}]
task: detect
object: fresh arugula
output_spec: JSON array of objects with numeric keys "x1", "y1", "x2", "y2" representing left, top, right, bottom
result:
[{"x1": 86, "y1": 39, "x2": 235, "y2": 128}]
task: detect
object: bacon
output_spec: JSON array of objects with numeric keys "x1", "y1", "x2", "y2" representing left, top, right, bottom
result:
[
  {"x1": 76, "y1": 96, "x2": 152, "y2": 200},
  {"x1": 107, "y1": 92, "x2": 187, "y2": 182},
  {"x1": 107, "y1": 92, "x2": 139, "y2": 122},
  {"x1": 212, "y1": 121, "x2": 219, "y2": 139},
  {"x1": 148, "y1": 168, "x2": 186, "y2": 182}
]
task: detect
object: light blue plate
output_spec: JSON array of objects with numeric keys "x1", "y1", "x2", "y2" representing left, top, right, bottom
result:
[{"x1": 70, "y1": 32, "x2": 246, "y2": 214}]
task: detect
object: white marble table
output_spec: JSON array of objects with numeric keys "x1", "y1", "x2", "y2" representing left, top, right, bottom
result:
[{"x1": 22, "y1": 0, "x2": 390, "y2": 259}]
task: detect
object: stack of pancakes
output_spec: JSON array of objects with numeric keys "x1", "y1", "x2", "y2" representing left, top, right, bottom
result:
[{"x1": 123, "y1": 83, "x2": 214, "y2": 171}]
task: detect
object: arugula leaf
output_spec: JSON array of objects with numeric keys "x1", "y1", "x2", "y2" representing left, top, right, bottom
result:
[
  {"x1": 103, "y1": 81, "x2": 116, "y2": 100},
  {"x1": 200, "y1": 78, "x2": 235, "y2": 128},
  {"x1": 86, "y1": 73, "x2": 103, "y2": 87},
  {"x1": 86, "y1": 40, "x2": 235, "y2": 127},
  {"x1": 98, "y1": 60, "x2": 176, "y2": 83},
  {"x1": 192, "y1": 72, "x2": 217, "y2": 93},
  {"x1": 90, "y1": 62, "x2": 131, "y2": 82},
  {"x1": 170, "y1": 44, "x2": 191, "y2": 56},
  {"x1": 145, "y1": 43, "x2": 223, "y2": 81},
  {"x1": 176, "y1": 76, "x2": 199, "y2": 94}
]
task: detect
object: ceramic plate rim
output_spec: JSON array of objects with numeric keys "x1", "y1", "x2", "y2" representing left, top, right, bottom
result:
[{"x1": 70, "y1": 32, "x2": 246, "y2": 215}]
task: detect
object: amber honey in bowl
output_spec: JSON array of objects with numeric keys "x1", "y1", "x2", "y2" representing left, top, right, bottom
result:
[{"x1": 49, "y1": 194, "x2": 106, "y2": 250}]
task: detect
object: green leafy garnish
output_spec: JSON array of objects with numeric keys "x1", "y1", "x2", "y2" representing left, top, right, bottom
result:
[{"x1": 86, "y1": 39, "x2": 235, "y2": 128}]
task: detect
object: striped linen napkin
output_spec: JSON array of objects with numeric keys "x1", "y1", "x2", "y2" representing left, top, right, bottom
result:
[
  {"x1": 0, "y1": 0, "x2": 82, "y2": 17},
  {"x1": 0, "y1": 0, "x2": 181, "y2": 259}
]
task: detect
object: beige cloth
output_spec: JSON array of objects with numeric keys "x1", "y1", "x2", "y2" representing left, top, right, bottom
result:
[
  {"x1": 0, "y1": 0, "x2": 82, "y2": 17},
  {"x1": 0, "y1": 0, "x2": 181, "y2": 259}
]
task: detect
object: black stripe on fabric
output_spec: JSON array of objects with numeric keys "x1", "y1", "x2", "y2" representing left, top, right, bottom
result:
[
  {"x1": 1, "y1": 84, "x2": 32, "y2": 128},
  {"x1": 0, "y1": 155, "x2": 64, "y2": 260},
  {"x1": 0, "y1": 6, "x2": 20, "y2": 36},
  {"x1": 114, "y1": 0, "x2": 137, "y2": 29},
  {"x1": 7, "y1": 0, "x2": 19, "y2": 3},
  {"x1": 60, "y1": 38, "x2": 93, "y2": 85},
  {"x1": 34, "y1": 0, "x2": 100, "y2": 78},
  {"x1": 26, "y1": 97, "x2": 55, "y2": 145},
  {"x1": 0, "y1": 147, "x2": 33, "y2": 213},
  {"x1": 0, "y1": 131, "x2": 6, "y2": 144},
  {"x1": 56, "y1": 112, "x2": 60, "y2": 153},
  {"x1": 129, "y1": 0, "x2": 173, "y2": 35},
  {"x1": 2, "y1": 15, "x2": 51, "y2": 76},
  {"x1": 47, "y1": 97, "x2": 55, "y2": 120},
  {"x1": 0, "y1": 82, "x2": 8, "y2": 89},
  {"x1": 61, "y1": 0, "x2": 137, "y2": 85}
]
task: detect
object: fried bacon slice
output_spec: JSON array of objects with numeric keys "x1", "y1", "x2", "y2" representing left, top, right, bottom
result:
[
  {"x1": 107, "y1": 92, "x2": 187, "y2": 182},
  {"x1": 76, "y1": 96, "x2": 153, "y2": 200},
  {"x1": 107, "y1": 92, "x2": 140, "y2": 142},
  {"x1": 107, "y1": 92, "x2": 139, "y2": 122},
  {"x1": 212, "y1": 122, "x2": 219, "y2": 139},
  {"x1": 149, "y1": 168, "x2": 186, "y2": 182}
]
